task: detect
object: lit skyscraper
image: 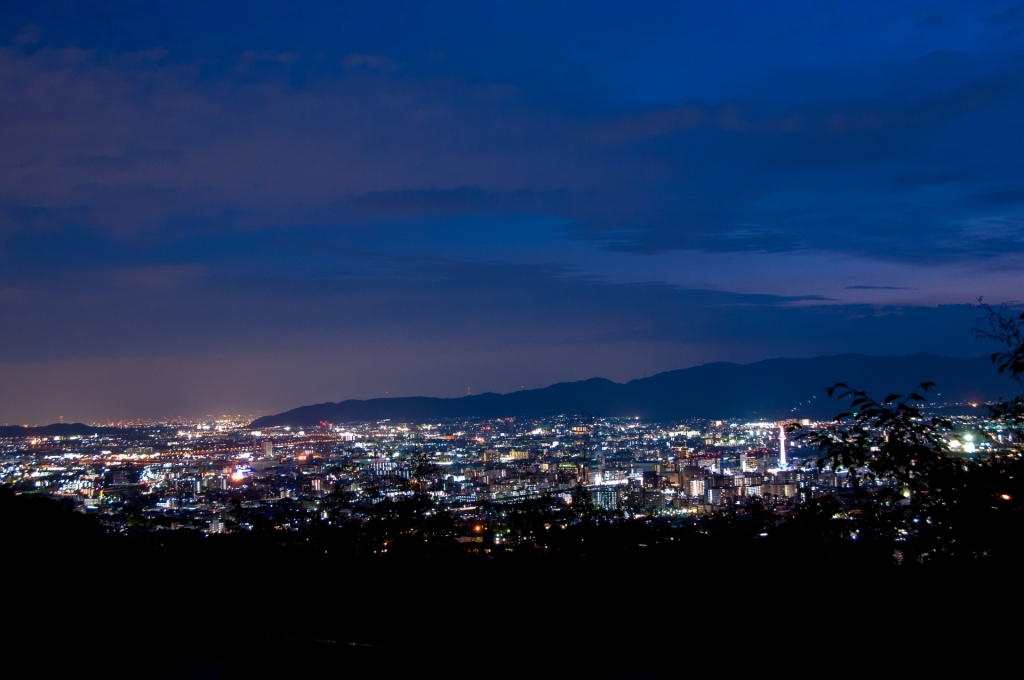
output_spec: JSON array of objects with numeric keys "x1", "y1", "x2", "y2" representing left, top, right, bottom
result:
[{"x1": 778, "y1": 424, "x2": 787, "y2": 469}]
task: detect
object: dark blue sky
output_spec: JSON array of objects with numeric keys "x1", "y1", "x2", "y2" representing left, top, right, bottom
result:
[{"x1": 1, "y1": 1, "x2": 1022, "y2": 422}]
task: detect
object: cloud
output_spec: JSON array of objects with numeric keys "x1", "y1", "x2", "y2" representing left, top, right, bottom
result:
[
  {"x1": 972, "y1": 187, "x2": 1024, "y2": 206},
  {"x1": 988, "y1": 4, "x2": 1024, "y2": 25},
  {"x1": 333, "y1": 187, "x2": 571, "y2": 215},
  {"x1": 917, "y1": 15, "x2": 952, "y2": 28},
  {"x1": 0, "y1": 286, "x2": 37, "y2": 304},
  {"x1": 0, "y1": 248, "x2": 988, "y2": 366},
  {"x1": 110, "y1": 264, "x2": 205, "y2": 290},
  {"x1": 74, "y1": 145, "x2": 183, "y2": 172},
  {"x1": 343, "y1": 53, "x2": 399, "y2": 71},
  {"x1": 124, "y1": 47, "x2": 169, "y2": 62},
  {"x1": 12, "y1": 24, "x2": 41, "y2": 46},
  {"x1": 239, "y1": 49, "x2": 301, "y2": 67},
  {"x1": 2, "y1": 42, "x2": 1023, "y2": 262}
]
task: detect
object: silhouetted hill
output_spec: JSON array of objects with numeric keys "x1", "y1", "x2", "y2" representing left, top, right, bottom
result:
[
  {"x1": 0, "y1": 423, "x2": 128, "y2": 438},
  {"x1": 252, "y1": 354, "x2": 1015, "y2": 427}
]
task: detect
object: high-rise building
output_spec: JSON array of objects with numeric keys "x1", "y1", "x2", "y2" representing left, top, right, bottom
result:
[
  {"x1": 589, "y1": 486, "x2": 620, "y2": 509},
  {"x1": 778, "y1": 424, "x2": 787, "y2": 468},
  {"x1": 263, "y1": 440, "x2": 274, "y2": 458},
  {"x1": 741, "y1": 452, "x2": 758, "y2": 472},
  {"x1": 688, "y1": 478, "x2": 705, "y2": 498}
]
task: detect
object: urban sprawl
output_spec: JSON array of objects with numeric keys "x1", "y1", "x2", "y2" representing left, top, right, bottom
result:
[{"x1": 0, "y1": 413, "x2": 995, "y2": 541}]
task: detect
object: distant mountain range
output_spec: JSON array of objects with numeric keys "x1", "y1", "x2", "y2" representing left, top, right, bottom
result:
[
  {"x1": 0, "y1": 423, "x2": 129, "y2": 438},
  {"x1": 251, "y1": 354, "x2": 1017, "y2": 427}
]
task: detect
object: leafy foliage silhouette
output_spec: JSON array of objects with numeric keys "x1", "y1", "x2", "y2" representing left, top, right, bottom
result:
[{"x1": 789, "y1": 303, "x2": 1024, "y2": 563}]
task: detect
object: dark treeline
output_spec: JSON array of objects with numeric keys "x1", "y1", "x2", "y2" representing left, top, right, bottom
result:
[
  {"x1": 3, "y1": 482, "x2": 1020, "y2": 678},
  {"x1": 3, "y1": 482, "x2": 1019, "y2": 679}
]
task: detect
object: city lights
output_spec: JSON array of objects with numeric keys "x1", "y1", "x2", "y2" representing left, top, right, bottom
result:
[{"x1": 5, "y1": 408, "x2": 1002, "y2": 539}]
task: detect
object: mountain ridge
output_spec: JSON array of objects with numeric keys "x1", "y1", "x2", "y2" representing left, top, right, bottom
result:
[
  {"x1": 0, "y1": 423, "x2": 132, "y2": 438},
  {"x1": 251, "y1": 353, "x2": 1016, "y2": 427}
]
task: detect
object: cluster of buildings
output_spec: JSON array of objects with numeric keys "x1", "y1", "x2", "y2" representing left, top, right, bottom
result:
[{"x1": 0, "y1": 412, "x2": 994, "y2": 536}]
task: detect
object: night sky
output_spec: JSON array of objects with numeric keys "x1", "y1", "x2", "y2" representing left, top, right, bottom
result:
[{"x1": 2, "y1": 2, "x2": 1023, "y2": 423}]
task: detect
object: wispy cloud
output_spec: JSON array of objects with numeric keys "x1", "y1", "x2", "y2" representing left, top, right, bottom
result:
[{"x1": 343, "y1": 53, "x2": 399, "y2": 71}]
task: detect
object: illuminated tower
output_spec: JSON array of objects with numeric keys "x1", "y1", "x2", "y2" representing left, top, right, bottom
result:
[{"x1": 778, "y1": 423, "x2": 787, "y2": 468}]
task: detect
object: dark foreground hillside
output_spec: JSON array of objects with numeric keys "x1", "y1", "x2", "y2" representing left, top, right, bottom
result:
[
  {"x1": 253, "y1": 354, "x2": 1012, "y2": 427},
  {"x1": 3, "y1": 489, "x2": 1019, "y2": 679}
]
